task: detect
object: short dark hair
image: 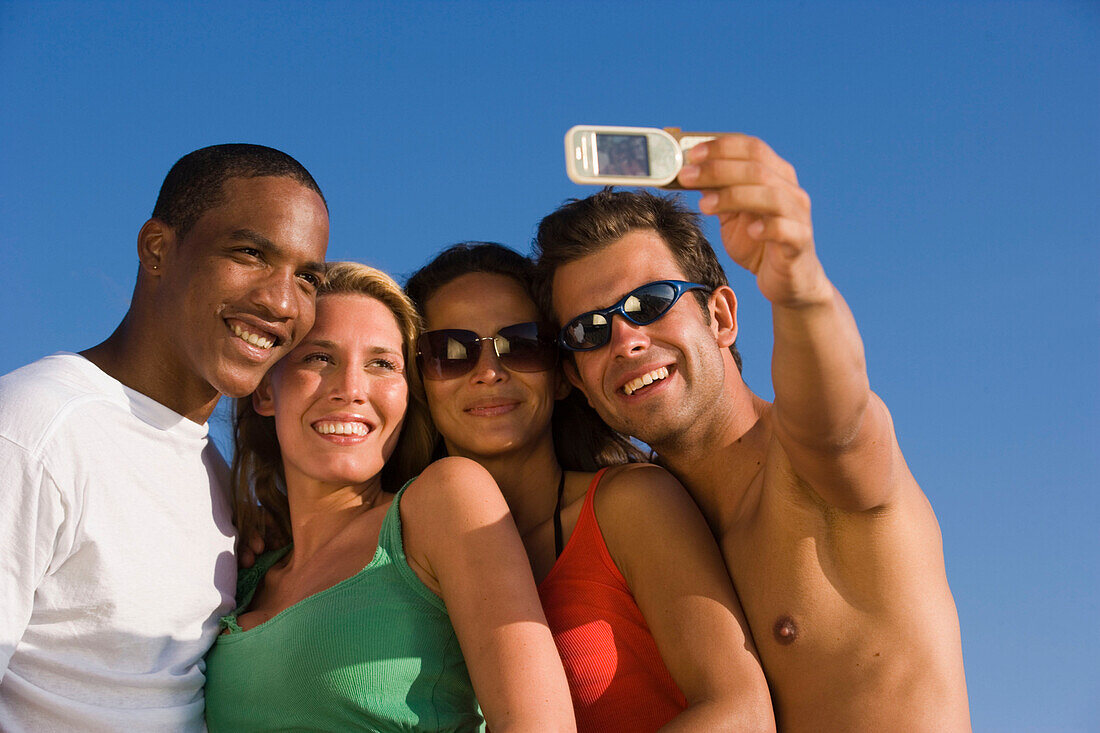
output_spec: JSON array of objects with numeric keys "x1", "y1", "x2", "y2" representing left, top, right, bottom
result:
[
  {"x1": 151, "y1": 144, "x2": 327, "y2": 238},
  {"x1": 405, "y1": 242, "x2": 535, "y2": 308},
  {"x1": 533, "y1": 187, "x2": 742, "y2": 372},
  {"x1": 404, "y1": 241, "x2": 648, "y2": 470}
]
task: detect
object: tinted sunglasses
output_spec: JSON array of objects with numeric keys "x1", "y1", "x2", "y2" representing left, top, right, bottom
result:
[
  {"x1": 558, "y1": 280, "x2": 711, "y2": 352},
  {"x1": 417, "y1": 321, "x2": 558, "y2": 380}
]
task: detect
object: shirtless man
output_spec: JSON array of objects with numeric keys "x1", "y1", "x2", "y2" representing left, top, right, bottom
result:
[
  {"x1": 0, "y1": 144, "x2": 328, "y2": 731},
  {"x1": 534, "y1": 135, "x2": 970, "y2": 731}
]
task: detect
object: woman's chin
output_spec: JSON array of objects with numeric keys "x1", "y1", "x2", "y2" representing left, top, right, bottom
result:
[
  {"x1": 445, "y1": 437, "x2": 529, "y2": 462},
  {"x1": 290, "y1": 460, "x2": 387, "y2": 492}
]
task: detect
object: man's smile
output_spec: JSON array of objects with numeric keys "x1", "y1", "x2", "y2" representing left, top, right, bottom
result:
[
  {"x1": 224, "y1": 317, "x2": 285, "y2": 351},
  {"x1": 621, "y1": 366, "x2": 670, "y2": 396}
]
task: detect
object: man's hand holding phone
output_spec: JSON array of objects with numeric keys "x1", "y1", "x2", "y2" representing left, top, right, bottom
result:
[
  {"x1": 564, "y1": 125, "x2": 823, "y2": 309},
  {"x1": 677, "y1": 134, "x2": 825, "y2": 309}
]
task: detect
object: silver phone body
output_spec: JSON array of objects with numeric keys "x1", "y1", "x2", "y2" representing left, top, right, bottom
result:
[{"x1": 565, "y1": 125, "x2": 684, "y2": 186}]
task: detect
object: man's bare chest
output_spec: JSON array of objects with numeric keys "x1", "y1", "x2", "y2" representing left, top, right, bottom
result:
[{"x1": 717, "y1": 474, "x2": 922, "y2": 684}]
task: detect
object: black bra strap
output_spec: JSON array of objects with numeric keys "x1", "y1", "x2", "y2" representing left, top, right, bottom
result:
[{"x1": 553, "y1": 470, "x2": 566, "y2": 559}]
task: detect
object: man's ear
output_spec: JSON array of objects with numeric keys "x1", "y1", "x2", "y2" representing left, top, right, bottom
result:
[
  {"x1": 710, "y1": 286, "x2": 738, "y2": 348},
  {"x1": 137, "y1": 218, "x2": 173, "y2": 275},
  {"x1": 252, "y1": 374, "x2": 277, "y2": 417},
  {"x1": 562, "y1": 358, "x2": 593, "y2": 407}
]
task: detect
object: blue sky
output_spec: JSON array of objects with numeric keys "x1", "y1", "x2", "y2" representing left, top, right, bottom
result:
[{"x1": 1, "y1": 1, "x2": 1097, "y2": 729}]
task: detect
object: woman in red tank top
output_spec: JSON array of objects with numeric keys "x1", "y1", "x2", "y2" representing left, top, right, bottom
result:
[{"x1": 406, "y1": 244, "x2": 775, "y2": 732}]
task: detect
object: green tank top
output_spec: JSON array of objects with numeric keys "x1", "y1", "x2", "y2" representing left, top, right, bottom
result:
[{"x1": 204, "y1": 481, "x2": 485, "y2": 732}]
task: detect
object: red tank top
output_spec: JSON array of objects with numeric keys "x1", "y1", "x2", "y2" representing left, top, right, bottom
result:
[{"x1": 538, "y1": 468, "x2": 687, "y2": 732}]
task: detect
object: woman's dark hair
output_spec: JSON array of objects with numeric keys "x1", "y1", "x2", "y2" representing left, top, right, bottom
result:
[{"x1": 405, "y1": 241, "x2": 648, "y2": 470}]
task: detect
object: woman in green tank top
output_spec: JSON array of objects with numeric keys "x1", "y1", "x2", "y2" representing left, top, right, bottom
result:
[{"x1": 204, "y1": 262, "x2": 574, "y2": 732}]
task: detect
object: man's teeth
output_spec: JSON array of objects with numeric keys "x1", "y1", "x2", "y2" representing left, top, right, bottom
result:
[
  {"x1": 314, "y1": 421, "x2": 368, "y2": 436},
  {"x1": 231, "y1": 323, "x2": 274, "y2": 349},
  {"x1": 622, "y1": 366, "x2": 670, "y2": 396}
]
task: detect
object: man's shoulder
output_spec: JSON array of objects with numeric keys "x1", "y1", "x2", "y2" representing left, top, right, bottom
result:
[
  {"x1": 2, "y1": 351, "x2": 103, "y2": 386},
  {"x1": 0, "y1": 353, "x2": 118, "y2": 451}
]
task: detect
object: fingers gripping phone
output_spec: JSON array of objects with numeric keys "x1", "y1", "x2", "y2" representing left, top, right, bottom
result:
[{"x1": 564, "y1": 125, "x2": 717, "y2": 188}]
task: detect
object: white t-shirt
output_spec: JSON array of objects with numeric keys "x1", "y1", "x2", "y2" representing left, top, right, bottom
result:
[{"x1": 0, "y1": 353, "x2": 237, "y2": 732}]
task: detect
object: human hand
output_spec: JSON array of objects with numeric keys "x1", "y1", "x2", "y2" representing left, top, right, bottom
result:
[
  {"x1": 236, "y1": 510, "x2": 288, "y2": 569},
  {"x1": 237, "y1": 530, "x2": 266, "y2": 569},
  {"x1": 677, "y1": 134, "x2": 828, "y2": 308}
]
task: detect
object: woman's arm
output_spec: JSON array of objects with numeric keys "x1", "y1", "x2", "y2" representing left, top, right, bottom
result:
[
  {"x1": 598, "y1": 464, "x2": 776, "y2": 732},
  {"x1": 402, "y1": 457, "x2": 575, "y2": 733}
]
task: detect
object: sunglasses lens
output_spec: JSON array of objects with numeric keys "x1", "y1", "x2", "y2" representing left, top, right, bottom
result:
[
  {"x1": 496, "y1": 323, "x2": 557, "y2": 372},
  {"x1": 562, "y1": 312, "x2": 610, "y2": 350},
  {"x1": 417, "y1": 324, "x2": 556, "y2": 379},
  {"x1": 417, "y1": 330, "x2": 479, "y2": 380},
  {"x1": 561, "y1": 283, "x2": 681, "y2": 350},
  {"x1": 623, "y1": 283, "x2": 678, "y2": 324}
]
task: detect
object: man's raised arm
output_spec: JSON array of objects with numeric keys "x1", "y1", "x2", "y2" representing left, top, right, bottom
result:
[{"x1": 678, "y1": 134, "x2": 905, "y2": 512}]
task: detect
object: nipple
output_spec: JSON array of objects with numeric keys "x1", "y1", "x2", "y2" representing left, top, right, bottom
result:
[{"x1": 773, "y1": 615, "x2": 799, "y2": 645}]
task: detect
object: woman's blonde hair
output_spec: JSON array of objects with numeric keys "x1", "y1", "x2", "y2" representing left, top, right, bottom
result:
[{"x1": 230, "y1": 261, "x2": 436, "y2": 545}]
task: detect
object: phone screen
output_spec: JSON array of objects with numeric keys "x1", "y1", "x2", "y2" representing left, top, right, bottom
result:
[{"x1": 596, "y1": 133, "x2": 650, "y2": 177}]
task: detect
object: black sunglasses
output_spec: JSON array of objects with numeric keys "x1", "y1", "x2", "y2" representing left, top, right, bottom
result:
[
  {"x1": 416, "y1": 322, "x2": 558, "y2": 380},
  {"x1": 558, "y1": 280, "x2": 711, "y2": 352}
]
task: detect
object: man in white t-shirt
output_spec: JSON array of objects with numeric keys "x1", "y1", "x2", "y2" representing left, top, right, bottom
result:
[{"x1": 0, "y1": 144, "x2": 329, "y2": 731}]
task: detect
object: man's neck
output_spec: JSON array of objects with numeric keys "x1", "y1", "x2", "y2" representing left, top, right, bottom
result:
[
  {"x1": 81, "y1": 314, "x2": 220, "y2": 424},
  {"x1": 654, "y1": 384, "x2": 772, "y2": 531}
]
